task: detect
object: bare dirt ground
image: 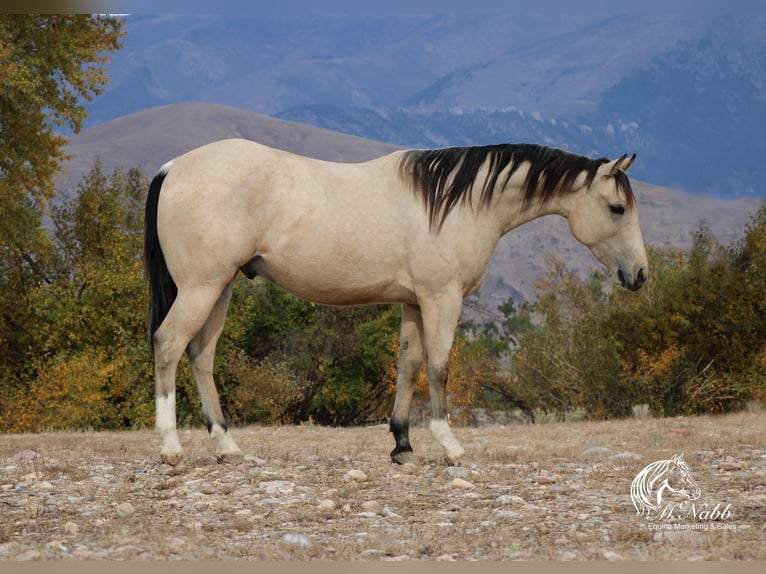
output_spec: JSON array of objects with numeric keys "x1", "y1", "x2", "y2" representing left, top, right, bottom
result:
[{"x1": 1, "y1": 411, "x2": 765, "y2": 561}]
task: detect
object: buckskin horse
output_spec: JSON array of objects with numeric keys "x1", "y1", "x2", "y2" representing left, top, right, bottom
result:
[{"x1": 144, "y1": 139, "x2": 647, "y2": 465}]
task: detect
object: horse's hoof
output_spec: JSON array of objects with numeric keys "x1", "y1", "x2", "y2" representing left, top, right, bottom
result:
[
  {"x1": 161, "y1": 452, "x2": 183, "y2": 466},
  {"x1": 445, "y1": 449, "x2": 465, "y2": 466},
  {"x1": 391, "y1": 449, "x2": 415, "y2": 465},
  {"x1": 217, "y1": 452, "x2": 244, "y2": 465}
]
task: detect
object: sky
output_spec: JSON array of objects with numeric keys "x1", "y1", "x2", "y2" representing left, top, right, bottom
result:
[{"x1": 15, "y1": 0, "x2": 766, "y2": 15}]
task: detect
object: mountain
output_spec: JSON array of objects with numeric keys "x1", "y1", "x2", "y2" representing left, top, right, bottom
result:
[
  {"x1": 85, "y1": 14, "x2": 766, "y2": 199},
  {"x1": 56, "y1": 102, "x2": 399, "y2": 198},
  {"x1": 58, "y1": 103, "x2": 760, "y2": 308}
]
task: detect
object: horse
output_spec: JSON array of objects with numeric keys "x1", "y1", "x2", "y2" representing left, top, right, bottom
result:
[
  {"x1": 631, "y1": 454, "x2": 702, "y2": 520},
  {"x1": 144, "y1": 138, "x2": 647, "y2": 466}
]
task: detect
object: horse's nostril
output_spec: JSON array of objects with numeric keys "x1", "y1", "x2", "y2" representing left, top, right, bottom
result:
[
  {"x1": 618, "y1": 268, "x2": 626, "y2": 287},
  {"x1": 637, "y1": 267, "x2": 646, "y2": 286}
]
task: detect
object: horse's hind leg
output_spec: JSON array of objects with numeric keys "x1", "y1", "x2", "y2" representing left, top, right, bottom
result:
[
  {"x1": 153, "y1": 284, "x2": 228, "y2": 465},
  {"x1": 186, "y1": 279, "x2": 242, "y2": 463},
  {"x1": 389, "y1": 304, "x2": 425, "y2": 464}
]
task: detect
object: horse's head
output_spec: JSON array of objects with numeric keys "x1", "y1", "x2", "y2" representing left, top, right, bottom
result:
[{"x1": 566, "y1": 154, "x2": 648, "y2": 291}]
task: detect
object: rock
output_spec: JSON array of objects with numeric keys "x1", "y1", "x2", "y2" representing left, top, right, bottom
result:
[
  {"x1": 400, "y1": 462, "x2": 417, "y2": 474},
  {"x1": 445, "y1": 466, "x2": 468, "y2": 478},
  {"x1": 583, "y1": 446, "x2": 613, "y2": 457},
  {"x1": 451, "y1": 478, "x2": 475, "y2": 489},
  {"x1": 256, "y1": 497, "x2": 283, "y2": 506},
  {"x1": 357, "y1": 511, "x2": 378, "y2": 518},
  {"x1": 317, "y1": 499, "x2": 336, "y2": 511},
  {"x1": 716, "y1": 461, "x2": 743, "y2": 471},
  {"x1": 603, "y1": 550, "x2": 624, "y2": 561},
  {"x1": 496, "y1": 494, "x2": 525, "y2": 505},
  {"x1": 10, "y1": 450, "x2": 38, "y2": 463},
  {"x1": 382, "y1": 506, "x2": 400, "y2": 518},
  {"x1": 494, "y1": 510, "x2": 522, "y2": 520},
  {"x1": 259, "y1": 480, "x2": 295, "y2": 496},
  {"x1": 282, "y1": 533, "x2": 311, "y2": 548},
  {"x1": 63, "y1": 521, "x2": 79, "y2": 535},
  {"x1": 361, "y1": 500, "x2": 381, "y2": 513},
  {"x1": 344, "y1": 469, "x2": 368, "y2": 482},
  {"x1": 115, "y1": 502, "x2": 136, "y2": 517}
]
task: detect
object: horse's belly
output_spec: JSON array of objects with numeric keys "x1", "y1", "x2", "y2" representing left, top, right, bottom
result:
[{"x1": 245, "y1": 254, "x2": 416, "y2": 306}]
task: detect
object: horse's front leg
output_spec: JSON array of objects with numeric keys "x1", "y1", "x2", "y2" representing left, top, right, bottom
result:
[
  {"x1": 420, "y1": 290, "x2": 465, "y2": 463},
  {"x1": 389, "y1": 304, "x2": 425, "y2": 464}
]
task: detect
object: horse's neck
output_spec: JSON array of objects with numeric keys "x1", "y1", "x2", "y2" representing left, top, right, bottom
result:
[{"x1": 495, "y1": 179, "x2": 570, "y2": 237}]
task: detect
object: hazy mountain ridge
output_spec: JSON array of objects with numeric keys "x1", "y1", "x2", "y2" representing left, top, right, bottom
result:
[{"x1": 86, "y1": 14, "x2": 766, "y2": 199}]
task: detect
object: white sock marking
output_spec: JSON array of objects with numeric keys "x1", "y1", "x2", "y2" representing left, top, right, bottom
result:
[{"x1": 430, "y1": 419, "x2": 465, "y2": 460}]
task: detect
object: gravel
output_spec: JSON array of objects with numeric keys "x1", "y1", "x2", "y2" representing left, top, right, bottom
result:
[{"x1": 1, "y1": 413, "x2": 765, "y2": 560}]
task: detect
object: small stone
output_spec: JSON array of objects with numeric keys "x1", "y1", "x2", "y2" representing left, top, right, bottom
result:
[
  {"x1": 317, "y1": 499, "x2": 336, "y2": 511},
  {"x1": 362, "y1": 500, "x2": 382, "y2": 513},
  {"x1": 496, "y1": 494, "x2": 525, "y2": 505},
  {"x1": 445, "y1": 466, "x2": 468, "y2": 478},
  {"x1": 63, "y1": 521, "x2": 80, "y2": 535},
  {"x1": 357, "y1": 511, "x2": 378, "y2": 518},
  {"x1": 451, "y1": 478, "x2": 475, "y2": 489},
  {"x1": 344, "y1": 469, "x2": 368, "y2": 482},
  {"x1": 583, "y1": 446, "x2": 613, "y2": 457},
  {"x1": 10, "y1": 450, "x2": 38, "y2": 463},
  {"x1": 256, "y1": 497, "x2": 283, "y2": 506},
  {"x1": 400, "y1": 462, "x2": 417, "y2": 474},
  {"x1": 494, "y1": 510, "x2": 522, "y2": 520},
  {"x1": 716, "y1": 461, "x2": 743, "y2": 471},
  {"x1": 435, "y1": 554, "x2": 457, "y2": 561},
  {"x1": 603, "y1": 550, "x2": 624, "y2": 561},
  {"x1": 382, "y1": 505, "x2": 400, "y2": 518},
  {"x1": 259, "y1": 480, "x2": 295, "y2": 496},
  {"x1": 282, "y1": 533, "x2": 311, "y2": 548},
  {"x1": 115, "y1": 502, "x2": 135, "y2": 517}
]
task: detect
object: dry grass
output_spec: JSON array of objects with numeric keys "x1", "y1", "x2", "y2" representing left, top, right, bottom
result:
[{"x1": 1, "y1": 412, "x2": 765, "y2": 561}]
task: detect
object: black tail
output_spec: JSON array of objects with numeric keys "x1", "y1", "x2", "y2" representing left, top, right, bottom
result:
[{"x1": 144, "y1": 168, "x2": 177, "y2": 349}]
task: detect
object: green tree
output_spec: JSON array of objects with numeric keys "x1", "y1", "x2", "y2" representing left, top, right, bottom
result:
[
  {"x1": 0, "y1": 15, "x2": 123, "y2": 396},
  {"x1": 0, "y1": 162, "x2": 152, "y2": 432}
]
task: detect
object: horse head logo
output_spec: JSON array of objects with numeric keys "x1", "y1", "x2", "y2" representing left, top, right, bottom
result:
[{"x1": 630, "y1": 454, "x2": 702, "y2": 520}]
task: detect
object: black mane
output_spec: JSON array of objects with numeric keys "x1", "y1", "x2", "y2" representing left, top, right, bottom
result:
[{"x1": 399, "y1": 143, "x2": 635, "y2": 231}]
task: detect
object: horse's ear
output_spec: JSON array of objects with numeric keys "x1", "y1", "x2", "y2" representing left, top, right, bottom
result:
[
  {"x1": 620, "y1": 153, "x2": 637, "y2": 173},
  {"x1": 598, "y1": 153, "x2": 636, "y2": 177}
]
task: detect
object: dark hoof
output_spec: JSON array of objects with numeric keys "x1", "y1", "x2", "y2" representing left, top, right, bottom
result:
[{"x1": 390, "y1": 448, "x2": 415, "y2": 465}]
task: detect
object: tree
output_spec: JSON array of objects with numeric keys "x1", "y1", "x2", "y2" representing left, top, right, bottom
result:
[
  {"x1": 0, "y1": 162, "x2": 152, "y2": 432},
  {"x1": 0, "y1": 15, "x2": 123, "y2": 384}
]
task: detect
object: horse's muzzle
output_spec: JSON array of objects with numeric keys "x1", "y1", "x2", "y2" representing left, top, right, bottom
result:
[{"x1": 618, "y1": 267, "x2": 647, "y2": 291}]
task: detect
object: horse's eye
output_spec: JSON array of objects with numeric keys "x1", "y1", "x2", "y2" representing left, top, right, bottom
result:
[{"x1": 609, "y1": 204, "x2": 625, "y2": 215}]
